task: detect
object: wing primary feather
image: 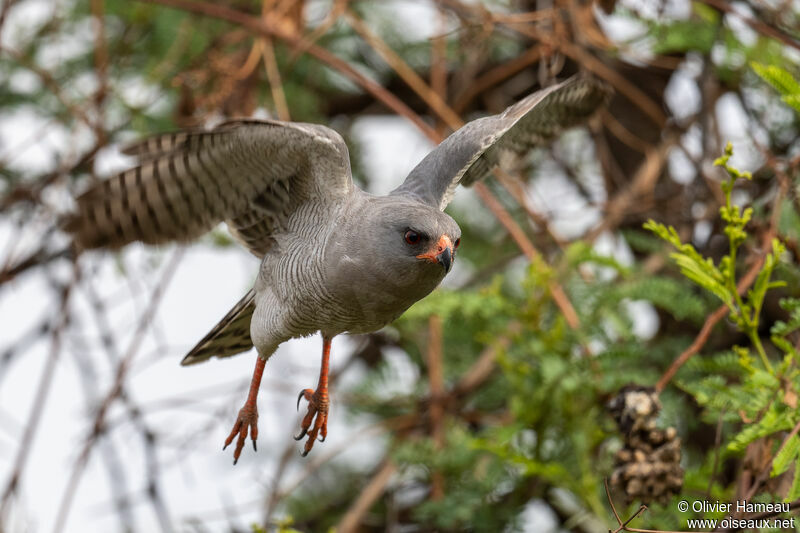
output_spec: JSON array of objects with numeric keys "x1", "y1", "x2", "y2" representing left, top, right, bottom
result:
[
  {"x1": 391, "y1": 74, "x2": 611, "y2": 211},
  {"x1": 181, "y1": 290, "x2": 256, "y2": 366}
]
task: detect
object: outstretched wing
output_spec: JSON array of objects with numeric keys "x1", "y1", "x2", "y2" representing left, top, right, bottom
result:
[
  {"x1": 391, "y1": 74, "x2": 611, "y2": 210},
  {"x1": 65, "y1": 119, "x2": 353, "y2": 256}
]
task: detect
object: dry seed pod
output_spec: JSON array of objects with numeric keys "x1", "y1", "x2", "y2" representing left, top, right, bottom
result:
[{"x1": 608, "y1": 385, "x2": 684, "y2": 504}]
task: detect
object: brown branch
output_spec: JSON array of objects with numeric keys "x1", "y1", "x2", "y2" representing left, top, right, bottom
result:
[
  {"x1": 80, "y1": 276, "x2": 173, "y2": 532},
  {"x1": 698, "y1": 0, "x2": 800, "y2": 52},
  {"x1": 516, "y1": 28, "x2": 666, "y2": 128},
  {"x1": 1, "y1": 47, "x2": 93, "y2": 128},
  {"x1": 450, "y1": 321, "x2": 520, "y2": 399},
  {"x1": 336, "y1": 460, "x2": 397, "y2": 533},
  {"x1": 654, "y1": 304, "x2": 726, "y2": 394},
  {"x1": 344, "y1": 9, "x2": 464, "y2": 131},
  {"x1": 492, "y1": 168, "x2": 566, "y2": 249},
  {"x1": 601, "y1": 108, "x2": 654, "y2": 155},
  {"x1": 90, "y1": 0, "x2": 108, "y2": 145},
  {"x1": 586, "y1": 137, "x2": 675, "y2": 242},
  {"x1": 451, "y1": 45, "x2": 542, "y2": 114},
  {"x1": 605, "y1": 479, "x2": 711, "y2": 533},
  {"x1": 0, "y1": 246, "x2": 72, "y2": 286},
  {"x1": 287, "y1": 0, "x2": 348, "y2": 61},
  {"x1": 436, "y1": 0, "x2": 667, "y2": 127},
  {"x1": 474, "y1": 182, "x2": 581, "y2": 329},
  {"x1": 50, "y1": 249, "x2": 183, "y2": 533},
  {"x1": 612, "y1": 505, "x2": 648, "y2": 533},
  {"x1": 0, "y1": 0, "x2": 18, "y2": 44},
  {"x1": 0, "y1": 266, "x2": 75, "y2": 514},
  {"x1": 261, "y1": 37, "x2": 291, "y2": 121},
  {"x1": 431, "y1": 8, "x2": 448, "y2": 135},
  {"x1": 137, "y1": 0, "x2": 440, "y2": 141}
]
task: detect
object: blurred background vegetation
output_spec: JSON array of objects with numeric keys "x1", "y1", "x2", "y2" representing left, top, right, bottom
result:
[{"x1": 2, "y1": 0, "x2": 800, "y2": 531}]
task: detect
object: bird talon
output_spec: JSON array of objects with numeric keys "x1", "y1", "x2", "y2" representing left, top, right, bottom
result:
[
  {"x1": 224, "y1": 404, "x2": 258, "y2": 464},
  {"x1": 294, "y1": 389, "x2": 329, "y2": 456}
]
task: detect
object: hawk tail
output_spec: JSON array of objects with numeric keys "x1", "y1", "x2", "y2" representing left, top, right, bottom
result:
[{"x1": 181, "y1": 290, "x2": 256, "y2": 366}]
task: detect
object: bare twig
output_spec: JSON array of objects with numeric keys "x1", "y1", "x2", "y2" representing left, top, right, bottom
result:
[
  {"x1": 137, "y1": 0, "x2": 440, "y2": 140},
  {"x1": 0, "y1": 0, "x2": 18, "y2": 43},
  {"x1": 605, "y1": 479, "x2": 711, "y2": 533},
  {"x1": 0, "y1": 266, "x2": 75, "y2": 516},
  {"x1": 586, "y1": 138, "x2": 675, "y2": 242},
  {"x1": 474, "y1": 182, "x2": 581, "y2": 329},
  {"x1": 261, "y1": 37, "x2": 290, "y2": 121},
  {"x1": 51, "y1": 250, "x2": 183, "y2": 533},
  {"x1": 698, "y1": 0, "x2": 800, "y2": 52},
  {"x1": 452, "y1": 45, "x2": 542, "y2": 114},
  {"x1": 336, "y1": 460, "x2": 396, "y2": 533},
  {"x1": 344, "y1": 9, "x2": 463, "y2": 130}
]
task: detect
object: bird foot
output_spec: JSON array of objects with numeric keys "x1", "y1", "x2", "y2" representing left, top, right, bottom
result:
[
  {"x1": 223, "y1": 403, "x2": 258, "y2": 465},
  {"x1": 294, "y1": 387, "x2": 329, "y2": 456}
]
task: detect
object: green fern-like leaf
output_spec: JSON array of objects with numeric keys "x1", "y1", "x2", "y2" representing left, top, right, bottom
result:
[
  {"x1": 752, "y1": 63, "x2": 800, "y2": 113},
  {"x1": 772, "y1": 435, "x2": 800, "y2": 477},
  {"x1": 784, "y1": 94, "x2": 800, "y2": 112},
  {"x1": 752, "y1": 63, "x2": 800, "y2": 97},
  {"x1": 685, "y1": 350, "x2": 741, "y2": 376},
  {"x1": 618, "y1": 276, "x2": 708, "y2": 323},
  {"x1": 788, "y1": 460, "x2": 800, "y2": 501},
  {"x1": 729, "y1": 407, "x2": 796, "y2": 452}
]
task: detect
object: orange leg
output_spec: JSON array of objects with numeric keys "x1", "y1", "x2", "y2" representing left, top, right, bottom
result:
[
  {"x1": 223, "y1": 356, "x2": 265, "y2": 465},
  {"x1": 294, "y1": 334, "x2": 332, "y2": 456}
]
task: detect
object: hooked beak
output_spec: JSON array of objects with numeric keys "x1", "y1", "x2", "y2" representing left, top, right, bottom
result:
[{"x1": 416, "y1": 235, "x2": 454, "y2": 273}]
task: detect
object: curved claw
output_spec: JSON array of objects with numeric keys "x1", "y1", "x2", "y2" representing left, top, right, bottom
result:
[
  {"x1": 294, "y1": 389, "x2": 329, "y2": 456},
  {"x1": 301, "y1": 449, "x2": 310, "y2": 457},
  {"x1": 223, "y1": 404, "x2": 258, "y2": 465},
  {"x1": 296, "y1": 388, "x2": 314, "y2": 411}
]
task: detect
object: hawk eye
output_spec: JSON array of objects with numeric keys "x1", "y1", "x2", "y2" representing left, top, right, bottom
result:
[
  {"x1": 404, "y1": 230, "x2": 421, "y2": 245},
  {"x1": 454, "y1": 237, "x2": 461, "y2": 249}
]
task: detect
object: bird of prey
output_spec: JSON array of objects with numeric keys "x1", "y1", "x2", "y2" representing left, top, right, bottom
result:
[{"x1": 65, "y1": 74, "x2": 610, "y2": 462}]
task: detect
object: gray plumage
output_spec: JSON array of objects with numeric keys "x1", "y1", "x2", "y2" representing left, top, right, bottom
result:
[{"x1": 65, "y1": 74, "x2": 610, "y2": 366}]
